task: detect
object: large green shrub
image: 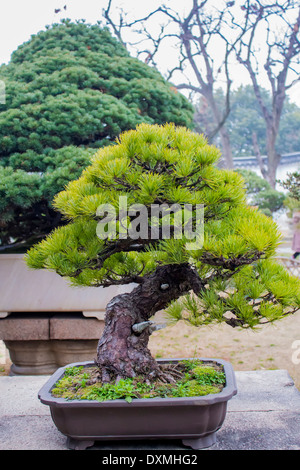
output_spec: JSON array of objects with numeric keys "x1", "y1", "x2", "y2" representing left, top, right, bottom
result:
[{"x1": 0, "y1": 20, "x2": 193, "y2": 250}]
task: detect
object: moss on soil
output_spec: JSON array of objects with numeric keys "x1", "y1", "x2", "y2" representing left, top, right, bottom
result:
[{"x1": 51, "y1": 360, "x2": 226, "y2": 403}]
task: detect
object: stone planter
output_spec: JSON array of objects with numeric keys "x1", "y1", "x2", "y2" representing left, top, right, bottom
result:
[
  {"x1": 1, "y1": 314, "x2": 103, "y2": 375},
  {"x1": 38, "y1": 358, "x2": 237, "y2": 450},
  {"x1": 0, "y1": 254, "x2": 133, "y2": 319},
  {"x1": 0, "y1": 254, "x2": 133, "y2": 374}
]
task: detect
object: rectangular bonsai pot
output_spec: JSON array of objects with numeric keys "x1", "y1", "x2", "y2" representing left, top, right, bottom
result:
[{"x1": 38, "y1": 358, "x2": 237, "y2": 450}]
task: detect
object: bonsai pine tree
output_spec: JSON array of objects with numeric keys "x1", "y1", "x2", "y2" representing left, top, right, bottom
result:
[
  {"x1": 26, "y1": 123, "x2": 300, "y2": 383},
  {"x1": 0, "y1": 20, "x2": 193, "y2": 250}
]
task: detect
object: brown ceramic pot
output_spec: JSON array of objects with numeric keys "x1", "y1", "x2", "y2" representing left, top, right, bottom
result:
[{"x1": 38, "y1": 358, "x2": 237, "y2": 450}]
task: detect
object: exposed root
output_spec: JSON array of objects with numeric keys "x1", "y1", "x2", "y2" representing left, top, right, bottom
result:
[
  {"x1": 91, "y1": 361, "x2": 187, "y2": 386},
  {"x1": 155, "y1": 363, "x2": 186, "y2": 385}
]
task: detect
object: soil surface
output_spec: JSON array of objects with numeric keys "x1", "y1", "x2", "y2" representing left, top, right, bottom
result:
[{"x1": 50, "y1": 360, "x2": 225, "y2": 400}]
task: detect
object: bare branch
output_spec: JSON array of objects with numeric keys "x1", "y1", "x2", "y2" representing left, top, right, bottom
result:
[
  {"x1": 103, "y1": 0, "x2": 126, "y2": 47},
  {"x1": 101, "y1": 0, "x2": 236, "y2": 167},
  {"x1": 230, "y1": 1, "x2": 300, "y2": 184}
]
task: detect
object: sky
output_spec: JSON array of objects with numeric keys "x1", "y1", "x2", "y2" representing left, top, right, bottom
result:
[
  {"x1": 0, "y1": 0, "x2": 168, "y2": 65},
  {"x1": 0, "y1": 0, "x2": 193, "y2": 89},
  {"x1": 0, "y1": 0, "x2": 299, "y2": 104},
  {"x1": 0, "y1": 0, "x2": 104, "y2": 64}
]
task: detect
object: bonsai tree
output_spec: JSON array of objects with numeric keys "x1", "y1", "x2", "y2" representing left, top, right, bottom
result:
[
  {"x1": 0, "y1": 20, "x2": 193, "y2": 250},
  {"x1": 26, "y1": 123, "x2": 300, "y2": 384}
]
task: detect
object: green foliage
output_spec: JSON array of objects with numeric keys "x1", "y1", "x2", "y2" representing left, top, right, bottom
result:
[
  {"x1": 252, "y1": 188, "x2": 285, "y2": 215},
  {"x1": 237, "y1": 169, "x2": 286, "y2": 216},
  {"x1": 280, "y1": 172, "x2": 300, "y2": 216},
  {"x1": 190, "y1": 366, "x2": 226, "y2": 385},
  {"x1": 284, "y1": 196, "x2": 300, "y2": 218},
  {"x1": 64, "y1": 366, "x2": 85, "y2": 377},
  {"x1": 51, "y1": 361, "x2": 225, "y2": 401},
  {"x1": 168, "y1": 258, "x2": 300, "y2": 329},
  {"x1": 0, "y1": 21, "x2": 193, "y2": 249},
  {"x1": 0, "y1": 146, "x2": 95, "y2": 248},
  {"x1": 26, "y1": 123, "x2": 300, "y2": 329}
]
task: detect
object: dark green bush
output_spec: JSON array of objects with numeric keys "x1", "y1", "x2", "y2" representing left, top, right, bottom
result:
[{"x1": 0, "y1": 20, "x2": 193, "y2": 249}]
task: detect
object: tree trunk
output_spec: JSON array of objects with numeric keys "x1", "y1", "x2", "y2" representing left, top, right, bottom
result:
[
  {"x1": 266, "y1": 153, "x2": 281, "y2": 189},
  {"x1": 252, "y1": 131, "x2": 268, "y2": 180},
  {"x1": 219, "y1": 126, "x2": 234, "y2": 169},
  {"x1": 266, "y1": 128, "x2": 281, "y2": 188},
  {"x1": 96, "y1": 263, "x2": 204, "y2": 383}
]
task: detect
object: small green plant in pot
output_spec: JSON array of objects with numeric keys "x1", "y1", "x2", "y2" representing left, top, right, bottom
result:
[{"x1": 26, "y1": 123, "x2": 300, "y2": 449}]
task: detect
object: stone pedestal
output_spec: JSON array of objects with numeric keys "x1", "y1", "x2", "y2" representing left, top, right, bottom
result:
[
  {"x1": 0, "y1": 253, "x2": 133, "y2": 320},
  {"x1": 0, "y1": 253, "x2": 134, "y2": 375},
  {"x1": 0, "y1": 314, "x2": 104, "y2": 375}
]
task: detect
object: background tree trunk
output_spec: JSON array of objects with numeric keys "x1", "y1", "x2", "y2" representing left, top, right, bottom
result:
[
  {"x1": 252, "y1": 131, "x2": 268, "y2": 180},
  {"x1": 218, "y1": 126, "x2": 234, "y2": 169},
  {"x1": 266, "y1": 129, "x2": 281, "y2": 188}
]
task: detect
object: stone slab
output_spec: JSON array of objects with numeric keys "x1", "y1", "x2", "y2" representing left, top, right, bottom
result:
[
  {"x1": 0, "y1": 415, "x2": 68, "y2": 450},
  {"x1": 0, "y1": 253, "x2": 133, "y2": 315},
  {"x1": 0, "y1": 375, "x2": 51, "y2": 416},
  {"x1": 0, "y1": 369, "x2": 300, "y2": 450},
  {"x1": 211, "y1": 411, "x2": 300, "y2": 450},
  {"x1": 0, "y1": 315, "x2": 50, "y2": 341},
  {"x1": 0, "y1": 313, "x2": 104, "y2": 342},
  {"x1": 49, "y1": 314, "x2": 104, "y2": 340},
  {"x1": 4, "y1": 339, "x2": 99, "y2": 376},
  {"x1": 227, "y1": 369, "x2": 300, "y2": 411}
]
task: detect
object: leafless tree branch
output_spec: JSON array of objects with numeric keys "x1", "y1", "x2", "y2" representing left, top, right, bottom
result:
[
  {"x1": 230, "y1": 1, "x2": 300, "y2": 185},
  {"x1": 102, "y1": 0, "x2": 237, "y2": 168},
  {"x1": 101, "y1": 0, "x2": 299, "y2": 180}
]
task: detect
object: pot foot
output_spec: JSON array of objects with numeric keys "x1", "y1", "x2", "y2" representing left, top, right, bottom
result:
[
  {"x1": 182, "y1": 432, "x2": 217, "y2": 450},
  {"x1": 67, "y1": 437, "x2": 95, "y2": 450}
]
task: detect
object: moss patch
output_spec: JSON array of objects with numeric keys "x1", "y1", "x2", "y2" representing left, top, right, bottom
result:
[{"x1": 51, "y1": 360, "x2": 226, "y2": 402}]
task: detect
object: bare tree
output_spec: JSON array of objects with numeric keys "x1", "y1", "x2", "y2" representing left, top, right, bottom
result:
[
  {"x1": 231, "y1": 0, "x2": 300, "y2": 187},
  {"x1": 103, "y1": 0, "x2": 239, "y2": 169},
  {"x1": 102, "y1": 1, "x2": 299, "y2": 179}
]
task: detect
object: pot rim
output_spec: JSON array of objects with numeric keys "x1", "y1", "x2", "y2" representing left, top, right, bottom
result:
[{"x1": 38, "y1": 357, "x2": 237, "y2": 408}]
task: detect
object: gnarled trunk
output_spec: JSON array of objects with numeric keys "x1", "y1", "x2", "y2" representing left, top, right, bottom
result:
[{"x1": 96, "y1": 263, "x2": 204, "y2": 382}]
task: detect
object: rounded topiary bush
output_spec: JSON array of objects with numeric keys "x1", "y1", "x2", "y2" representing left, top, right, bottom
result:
[{"x1": 0, "y1": 20, "x2": 193, "y2": 249}]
